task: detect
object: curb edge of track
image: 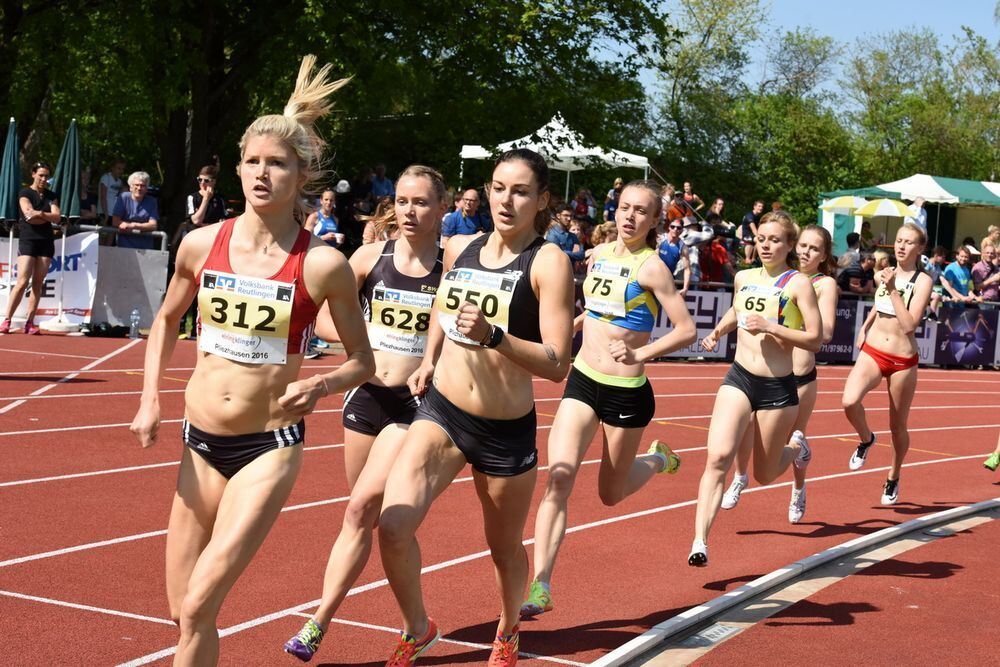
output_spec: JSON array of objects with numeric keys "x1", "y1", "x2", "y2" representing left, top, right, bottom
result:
[{"x1": 591, "y1": 496, "x2": 1000, "y2": 667}]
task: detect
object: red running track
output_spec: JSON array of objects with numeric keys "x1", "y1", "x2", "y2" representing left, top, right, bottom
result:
[{"x1": 0, "y1": 334, "x2": 998, "y2": 665}]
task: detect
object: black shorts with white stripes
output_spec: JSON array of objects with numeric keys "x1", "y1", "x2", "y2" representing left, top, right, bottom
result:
[{"x1": 182, "y1": 418, "x2": 304, "y2": 479}]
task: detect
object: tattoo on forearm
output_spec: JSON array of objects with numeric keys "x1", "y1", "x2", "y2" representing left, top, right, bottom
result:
[{"x1": 544, "y1": 344, "x2": 556, "y2": 362}]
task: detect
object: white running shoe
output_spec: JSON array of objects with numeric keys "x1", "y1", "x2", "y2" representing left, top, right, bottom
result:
[
  {"x1": 791, "y1": 430, "x2": 811, "y2": 471},
  {"x1": 721, "y1": 474, "x2": 748, "y2": 510},
  {"x1": 849, "y1": 435, "x2": 875, "y2": 470},
  {"x1": 881, "y1": 478, "x2": 899, "y2": 505},
  {"x1": 688, "y1": 539, "x2": 708, "y2": 567},
  {"x1": 788, "y1": 485, "x2": 806, "y2": 524}
]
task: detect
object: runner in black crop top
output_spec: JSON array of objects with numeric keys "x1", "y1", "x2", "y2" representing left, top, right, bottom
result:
[{"x1": 436, "y1": 233, "x2": 545, "y2": 344}]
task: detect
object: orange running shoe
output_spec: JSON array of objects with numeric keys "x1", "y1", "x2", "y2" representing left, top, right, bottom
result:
[
  {"x1": 488, "y1": 625, "x2": 519, "y2": 667},
  {"x1": 385, "y1": 618, "x2": 440, "y2": 667}
]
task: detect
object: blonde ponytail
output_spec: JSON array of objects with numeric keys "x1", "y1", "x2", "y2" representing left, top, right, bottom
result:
[{"x1": 239, "y1": 55, "x2": 350, "y2": 220}]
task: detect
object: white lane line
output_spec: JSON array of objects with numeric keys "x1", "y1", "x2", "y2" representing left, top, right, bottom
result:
[
  {"x1": 117, "y1": 452, "x2": 988, "y2": 667},
  {"x1": 0, "y1": 443, "x2": 345, "y2": 488},
  {"x1": 5, "y1": 422, "x2": 992, "y2": 569},
  {"x1": 0, "y1": 589, "x2": 175, "y2": 626},
  {"x1": 0, "y1": 339, "x2": 144, "y2": 415},
  {"x1": 289, "y1": 613, "x2": 587, "y2": 666},
  {"x1": 0, "y1": 384, "x2": 972, "y2": 439},
  {"x1": 0, "y1": 347, "x2": 99, "y2": 360},
  {"x1": 1, "y1": 397, "x2": 983, "y2": 487}
]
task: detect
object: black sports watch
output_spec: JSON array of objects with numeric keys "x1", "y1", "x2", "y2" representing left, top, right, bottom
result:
[{"x1": 481, "y1": 324, "x2": 504, "y2": 349}]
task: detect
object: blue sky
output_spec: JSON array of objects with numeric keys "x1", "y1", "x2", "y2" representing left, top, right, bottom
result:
[{"x1": 747, "y1": 0, "x2": 998, "y2": 83}]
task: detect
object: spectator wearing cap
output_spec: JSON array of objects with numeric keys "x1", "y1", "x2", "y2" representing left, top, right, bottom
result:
[
  {"x1": 657, "y1": 216, "x2": 691, "y2": 296},
  {"x1": 371, "y1": 163, "x2": 395, "y2": 199},
  {"x1": 836, "y1": 251, "x2": 876, "y2": 296},
  {"x1": 442, "y1": 187, "x2": 489, "y2": 243},
  {"x1": 113, "y1": 171, "x2": 158, "y2": 249}
]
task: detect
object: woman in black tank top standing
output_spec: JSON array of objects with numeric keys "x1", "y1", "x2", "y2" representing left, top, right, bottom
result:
[
  {"x1": 283, "y1": 166, "x2": 446, "y2": 662},
  {"x1": 376, "y1": 149, "x2": 575, "y2": 665}
]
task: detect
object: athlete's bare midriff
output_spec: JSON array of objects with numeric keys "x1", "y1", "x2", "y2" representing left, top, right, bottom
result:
[
  {"x1": 184, "y1": 351, "x2": 305, "y2": 434},
  {"x1": 734, "y1": 328, "x2": 793, "y2": 377},
  {"x1": 433, "y1": 341, "x2": 535, "y2": 419},
  {"x1": 369, "y1": 348, "x2": 423, "y2": 389},
  {"x1": 579, "y1": 317, "x2": 650, "y2": 377},
  {"x1": 866, "y1": 312, "x2": 919, "y2": 356}
]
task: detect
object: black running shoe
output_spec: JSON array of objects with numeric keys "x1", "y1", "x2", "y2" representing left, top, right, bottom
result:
[
  {"x1": 881, "y1": 478, "x2": 899, "y2": 505},
  {"x1": 849, "y1": 434, "x2": 876, "y2": 471}
]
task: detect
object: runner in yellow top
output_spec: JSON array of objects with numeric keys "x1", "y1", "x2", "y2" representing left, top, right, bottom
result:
[
  {"x1": 521, "y1": 180, "x2": 695, "y2": 618},
  {"x1": 692, "y1": 211, "x2": 821, "y2": 565},
  {"x1": 718, "y1": 225, "x2": 838, "y2": 523}
]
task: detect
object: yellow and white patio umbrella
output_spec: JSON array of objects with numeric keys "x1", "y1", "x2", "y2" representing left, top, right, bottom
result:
[
  {"x1": 853, "y1": 198, "x2": 916, "y2": 218},
  {"x1": 819, "y1": 195, "x2": 868, "y2": 213}
]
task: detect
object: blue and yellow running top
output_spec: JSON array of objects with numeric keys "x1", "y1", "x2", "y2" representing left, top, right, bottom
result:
[
  {"x1": 733, "y1": 267, "x2": 803, "y2": 331},
  {"x1": 583, "y1": 244, "x2": 660, "y2": 332}
]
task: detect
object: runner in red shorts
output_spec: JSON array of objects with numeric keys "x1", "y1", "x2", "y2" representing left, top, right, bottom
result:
[{"x1": 842, "y1": 222, "x2": 933, "y2": 505}]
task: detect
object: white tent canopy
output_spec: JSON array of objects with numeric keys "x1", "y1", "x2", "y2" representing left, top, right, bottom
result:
[
  {"x1": 876, "y1": 174, "x2": 959, "y2": 204},
  {"x1": 459, "y1": 113, "x2": 649, "y2": 198}
]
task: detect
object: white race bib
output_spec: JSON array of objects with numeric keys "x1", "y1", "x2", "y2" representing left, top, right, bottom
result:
[
  {"x1": 369, "y1": 285, "x2": 434, "y2": 356},
  {"x1": 437, "y1": 268, "x2": 520, "y2": 344},
  {"x1": 198, "y1": 270, "x2": 293, "y2": 364}
]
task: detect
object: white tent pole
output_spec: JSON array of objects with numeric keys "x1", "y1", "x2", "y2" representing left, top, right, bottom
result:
[
  {"x1": 564, "y1": 171, "x2": 570, "y2": 201},
  {"x1": 5, "y1": 226, "x2": 11, "y2": 308},
  {"x1": 56, "y1": 225, "x2": 66, "y2": 319},
  {"x1": 644, "y1": 166, "x2": 649, "y2": 179},
  {"x1": 459, "y1": 159, "x2": 464, "y2": 188}
]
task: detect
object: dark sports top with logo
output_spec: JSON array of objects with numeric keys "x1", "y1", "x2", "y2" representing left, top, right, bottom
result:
[
  {"x1": 196, "y1": 217, "x2": 320, "y2": 364},
  {"x1": 360, "y1": 239, "x2": 443, "y2": 357},
  {"x1": 436, "y1": 233, "x2": 545, "y2": 345}
]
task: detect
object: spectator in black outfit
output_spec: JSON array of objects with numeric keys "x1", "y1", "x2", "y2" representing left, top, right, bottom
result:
[
  {"x1": 740, "y1": 200, "x2": 764, "y2": 263},
  {"x1": 79, "y1": 168, "x2": 98, "y2": 221},
  {"x1": 178, "y1": 166, "x2": 228, "y2": 340},
  {"x1": 0, "y1": 162, "x2": 61, "y2": 335},
  {"x1": 837, "y1": 251, "x2": 876, "y2": 296},
  {"x1": 187, "y1": 165, "x2": 227, "y2": 228}
]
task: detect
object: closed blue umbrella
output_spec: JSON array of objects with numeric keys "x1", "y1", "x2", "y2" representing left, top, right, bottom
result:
[
  {"x1": 0, "y1": 117, "x2": 20, "y2": 223},
  {"x1": 49, "y1": 118, "x2": 80, "y2": 219}
]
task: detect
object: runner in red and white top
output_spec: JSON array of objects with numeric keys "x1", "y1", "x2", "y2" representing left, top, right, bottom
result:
[{"x1": 129, "y1": 56, "x2": 374, "y2": 666}]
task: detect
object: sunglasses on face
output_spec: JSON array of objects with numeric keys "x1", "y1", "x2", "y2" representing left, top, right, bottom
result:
[{"x1": 668, "y1": 225, "x2": 683, "y2": 230}]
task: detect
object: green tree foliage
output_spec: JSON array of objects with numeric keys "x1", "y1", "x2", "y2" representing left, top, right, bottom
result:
[{"x1": 0, "y1": 0, "x2": 676, "y2": 230}]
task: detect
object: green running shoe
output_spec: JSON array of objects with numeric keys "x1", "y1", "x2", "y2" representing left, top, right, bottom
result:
[
  {"x1": 649, "y1": 440, "x2": 681, "y2": 474},
  {"x1": 520, "y1": 580, "x2": 553, "y2": 618},
  {"x1": 984, "y1": 452, "x2": 1000, "y2": 472}
]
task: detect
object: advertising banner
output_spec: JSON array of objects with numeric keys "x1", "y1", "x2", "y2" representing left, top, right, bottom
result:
[
  {"x1": 934, "y1": 307, "x2": 997, "y2": 366},
  {"x1": 650, "y1": 289, "x2": 732, "y2": 359},
  {"x1": 0, "y1": 232, "x2": 100, "y2": 325}
]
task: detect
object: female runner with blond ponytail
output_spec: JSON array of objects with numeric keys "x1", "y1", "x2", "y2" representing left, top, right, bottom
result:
[{"x1": 130, "y1": 56, "x2": 375, "y2": 666}]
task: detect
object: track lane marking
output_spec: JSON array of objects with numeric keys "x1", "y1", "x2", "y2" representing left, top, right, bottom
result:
[
  {"x1": 4, "y1": 424, "x2": 993, "y2": 567},
  {"x1": 0, "y1": 347, "x2": 99, "y2": 360},
  {"x1": 2, "y1": 402, "x2": 983, "y2": 484},
  {"x1": 115, "y1": 453, "x2": 989, "y2": 666},
  {"x1": 0, "y1": 589, "x2": 175, "y2": 626},
  {"x1": 0, "y1": 339, "x2": 143, "y2": 415}
]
